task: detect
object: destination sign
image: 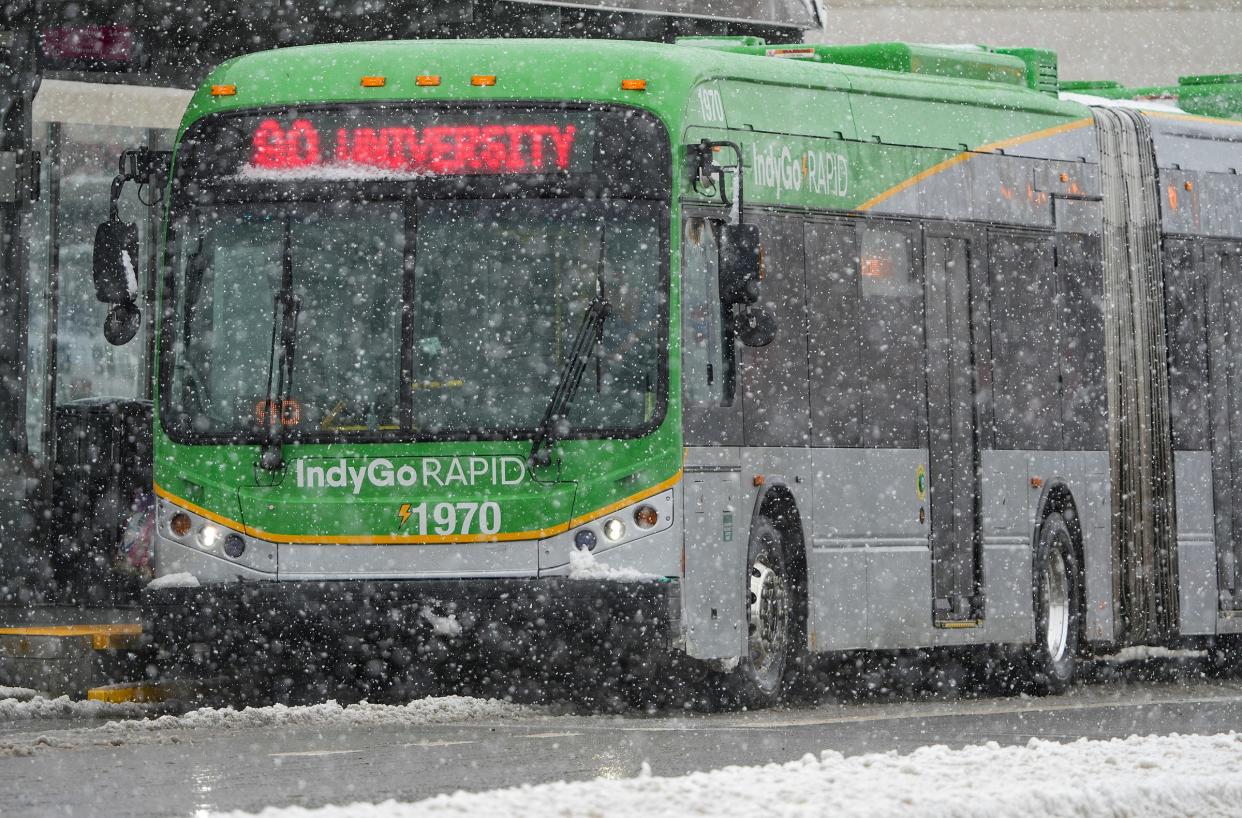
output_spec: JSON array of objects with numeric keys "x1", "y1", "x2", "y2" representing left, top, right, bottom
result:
[
  {"x1": 178, "y1": 105, "x2": 669, "y2": 196},
  {"x1": 234, "y1": 110, "x2": 595, "y2": 179}
]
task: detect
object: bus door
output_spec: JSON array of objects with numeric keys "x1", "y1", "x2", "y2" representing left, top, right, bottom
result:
[
  {"x1": 1207, "y1": 245, "x2": 1242, "y2": 609},
  {"x1": 923, "y1": 228, "x2": 983, "y2": 624}
]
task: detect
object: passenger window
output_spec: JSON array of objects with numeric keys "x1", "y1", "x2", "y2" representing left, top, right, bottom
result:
[
  {"x1": 860, "y1": 228, "x2": 916, "y2": 299},
  {"x1": 858, "y1": 226, "x2": 926, "y2": 448},
  {"x1": 806, "y1": 222, "x2": 926, "y2": 449},
  {"x1": 989, "y1": 233, "x2": 1062, "y2": 450},
  {"x1": 682, "y1": 217, "x2": 734, "y2": 406},
  {"x1": 1164, "y1": 240, "x2": 1209, "y2": 451}
]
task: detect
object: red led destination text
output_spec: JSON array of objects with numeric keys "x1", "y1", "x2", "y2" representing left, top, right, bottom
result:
[{"x1": 250, "y1": 118, "x2": 578, "y2": 175}]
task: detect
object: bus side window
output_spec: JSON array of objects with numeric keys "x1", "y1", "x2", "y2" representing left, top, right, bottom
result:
[
  {"x1": 806, "y1": 221, "x2": 861, "y2": 447},
  {"x1": 682, "y1": 217, "x2": 734, "y2": 406},
  {"x1": 857, "y1": 226, "x2": 925, "y2": 448}
]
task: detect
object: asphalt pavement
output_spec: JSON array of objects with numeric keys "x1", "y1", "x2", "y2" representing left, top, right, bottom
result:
[{"x1": 3, "y1": 658, "x2": 1242, "y2": 817}]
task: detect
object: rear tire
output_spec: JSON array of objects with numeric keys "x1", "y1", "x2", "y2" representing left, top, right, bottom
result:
[{"x1": 1024, "y1": 512, "x2": 1082, "y2": 694}]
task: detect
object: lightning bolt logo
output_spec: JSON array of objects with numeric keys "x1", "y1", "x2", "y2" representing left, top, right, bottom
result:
[{"x1": 398, "y1": 503, "x2": 412, "y2": 529}]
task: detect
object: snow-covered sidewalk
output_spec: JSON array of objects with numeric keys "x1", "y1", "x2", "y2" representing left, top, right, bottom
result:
[{"x1": 202, "y1": 732, "x2": 1242, "y2": 818}]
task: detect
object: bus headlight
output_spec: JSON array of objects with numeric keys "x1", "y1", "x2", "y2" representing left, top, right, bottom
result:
[
  {"x1": 603, "y1": 518, "x2": 626, "y2": 542},
  {"x1": 197, "y1": 524, "x2": 222, "y2": 549}
]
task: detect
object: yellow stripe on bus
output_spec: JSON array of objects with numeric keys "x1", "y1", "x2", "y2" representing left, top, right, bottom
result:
[
  {"x1": 153, "y1": 469, "x2": 682, "y2": 545},
  {"x1": 858, "y1": 118, "x2": 1094, "y2": 212}
]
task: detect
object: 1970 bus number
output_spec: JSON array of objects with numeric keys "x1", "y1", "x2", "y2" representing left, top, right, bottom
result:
[{"x1": 402, "y1": 501, "x2": 502, "y2": 536}]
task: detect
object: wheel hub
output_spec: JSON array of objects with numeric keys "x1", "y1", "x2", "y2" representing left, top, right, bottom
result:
[
  {"x1": 1043, "y1": 548, "x2": 1070, "y2": 662},
  {"x1": 748, "y1": 557, "x2": 788, "y2": 676}
]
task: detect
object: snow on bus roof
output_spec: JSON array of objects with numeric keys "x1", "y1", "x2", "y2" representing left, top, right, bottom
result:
[{"x1": 1060, "y1": 91, "x2": 1188, "y2": 115}]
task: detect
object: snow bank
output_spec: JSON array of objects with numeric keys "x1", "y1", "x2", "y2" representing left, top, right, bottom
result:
[
  {"x1": 202, "y1": 733, "x2": 1242, "y2": 818},
  {"x1": 100, "y1": 696, "x2": 536, "y2": 734},
  {"x1": 0, "y1": 694, "x2": 147, "y2": 721}
]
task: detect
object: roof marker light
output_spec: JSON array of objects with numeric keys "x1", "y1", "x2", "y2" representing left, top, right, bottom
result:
[
  {"x1": 416, "y1": 75, "x2": 441, "y2": 87},
  {"x1": 621, "y1": 78, "x2": 647, "y2": 91},
  {"x1": 210, "y1": 84, "x2": 236, "y2": 97},
  {"x1": 361, "y1": 76, "x2": 386, "y2": 87},
  {"x1": 471, "y1": 75, "x2": 497, "y2": 86}
]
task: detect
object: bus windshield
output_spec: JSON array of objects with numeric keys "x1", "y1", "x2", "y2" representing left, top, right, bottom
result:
[
  {"x1": 165, "y1": 196, "x2": 664, "y2": 443},
  {"x1": 161, "y1": 104, "x2": 669, "y2": 444}
]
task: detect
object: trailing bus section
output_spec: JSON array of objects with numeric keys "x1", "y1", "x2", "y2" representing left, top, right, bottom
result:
[{"x1": 3, "y1": 10, "x2": 1242, "y2": 706}]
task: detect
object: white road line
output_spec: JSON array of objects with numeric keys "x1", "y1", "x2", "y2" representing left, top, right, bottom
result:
[
  {"x1": 269, "y1": 749, "x2": 363, "y2": 758},
  {"x1": 521, "y1": 732, "x2": 581, "y2": 739},
  {"x1": 271, "y1": 739, "x2": 477, "y2": 757}
]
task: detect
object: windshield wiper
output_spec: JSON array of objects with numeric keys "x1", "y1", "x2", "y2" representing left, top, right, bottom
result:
[
  {"x1": 259, "y1": 219, "x2": 302, "y2": 472},
  {"x1": 529, "y1": 295, "x2": 611, "y2": 468}
]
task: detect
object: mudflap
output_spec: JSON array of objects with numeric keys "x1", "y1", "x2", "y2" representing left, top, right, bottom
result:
[{"x1": 142, "y1": 578, "x2": 682, "y2": 708}]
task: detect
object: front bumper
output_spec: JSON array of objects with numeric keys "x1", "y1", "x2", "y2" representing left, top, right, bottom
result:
[{"x1": 143, "y1": 577, "x2": 682, "y2": 691}]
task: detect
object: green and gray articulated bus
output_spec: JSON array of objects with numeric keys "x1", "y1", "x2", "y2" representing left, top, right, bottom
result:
[{"x1": 93, "y1": 37, "x2": 1242, "y2": 704}]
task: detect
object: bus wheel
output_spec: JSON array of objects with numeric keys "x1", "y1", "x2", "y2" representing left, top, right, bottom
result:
[
  {"x1": 1025, "y1": 512, "x2": 1082, "y2": 694},
  {"x1": 730, "y1": 515, "x2": 793, "y2": 708}
]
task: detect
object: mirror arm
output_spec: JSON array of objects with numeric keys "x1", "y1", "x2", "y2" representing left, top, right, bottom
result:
[
  {"x1": 691, "y1": 139, "x2": 746, "y2": 225},
  {"x1": 108, "y1": 175, "x2": 125, "y2": 221}
]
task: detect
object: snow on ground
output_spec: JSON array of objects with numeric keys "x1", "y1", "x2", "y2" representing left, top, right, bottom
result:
[
  {"x1": 98, "y1": 695, "x2": 537, "y2": 734},
  {"x1": 0, "y1": 686, "x2": 40, "y2": 701},
  {"x1": 0, "y1": 694, "x2": 148, "y2": 721},
  {"x1": 1103, "y1": 645, "x2": 1207, "y2": 663},
  {"x1": 202, "y1": 733, "x2": 1242, "y2": 818}
]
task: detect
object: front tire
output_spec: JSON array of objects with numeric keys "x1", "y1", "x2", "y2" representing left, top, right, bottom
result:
[
  {"x1": 729, "y1": 516, "x2": 796, "y2": 708},
  {"x1": 1025, "y1": 512, "x2": 1082, "y2": 694}
]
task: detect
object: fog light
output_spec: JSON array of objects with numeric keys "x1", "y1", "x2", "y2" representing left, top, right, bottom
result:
[
  {"x1": 603, "y1": 518, "x2": 626, "y2": 541},
  {"x1": 223, "y1": 533, "x2": 246, "y2": 559},
  {"x1": 197, "y1": 524, "x2": 221, "y2": 549},
  {"x1": 170, "y1": 512, "x2": 192, "y2": 538},
  {"x1": 633, "y1": 504, "x2": 659, "y2": 529},
  {"x1": 574, "y1": 529, "x2": 597, "y2": 551}
]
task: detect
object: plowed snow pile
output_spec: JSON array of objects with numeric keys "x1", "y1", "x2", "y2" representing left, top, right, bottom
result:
[
  {"x1": 204, "y1": 733, "x2": 1242, "y2": 818},
  {"x1": 0, "y1": 694, "x2": 148, "y2": 721},
  {"x1": 99, "y1": 696, "x2": 536, "y2": 734}
]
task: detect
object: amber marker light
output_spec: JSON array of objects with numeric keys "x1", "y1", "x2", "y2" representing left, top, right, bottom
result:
[
  {"x1": 416, "y1": 75, "x2": 441, "y2": 87},
  {"x1": 361, "y1": 76, "x2": 386, "y2": 87},
  {"x1": 210, "y1": 84, "x2": 236, "y2": 96},
  {"x1": 633, "y1": 505, "x2": 659, "y2": 530},
  {"x1": 621, "y1": 78, "x2": 647, "y2": 91},
  {"x1": 170, "y1": 512, "x2": 192, "y2": 537},
  {"x1": 471, "y1": 75, "x2": 497, "y2": 86}
]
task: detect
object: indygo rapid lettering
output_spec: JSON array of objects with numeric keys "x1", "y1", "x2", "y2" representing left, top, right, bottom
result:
[
  {"x1": 750, "y1": 141, "x2": 849, "y2": 199},
  {"x1": 295, "y1": 456, "x2": 528, "y2": 494}
]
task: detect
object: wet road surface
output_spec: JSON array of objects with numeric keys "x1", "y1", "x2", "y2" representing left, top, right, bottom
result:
[{"x1": 4, "y1": 662, "x2": 1242, "y2": 817}]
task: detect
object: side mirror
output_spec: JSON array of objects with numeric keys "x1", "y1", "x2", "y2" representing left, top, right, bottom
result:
[
  {"x1": 93, "y1": 217, "x2": 140, "y2": 346},
  {"x1": 734, "y1": 303, "x2": 777, "y2": 348},
  {"x1": 103, "y1": 302, "x2": 141, "y2": 347},
  {"x1": 718, "y1": 223, "x2": 761, "y2": 305},
  {"x1": 93, "y1": 217, "x2": 139, "y2": 304}
]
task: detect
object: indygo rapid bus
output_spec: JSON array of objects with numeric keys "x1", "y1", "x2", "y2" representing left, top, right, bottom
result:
[{"x1": 92, "y1": 37, "x2": 1242, "y2": 705}]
